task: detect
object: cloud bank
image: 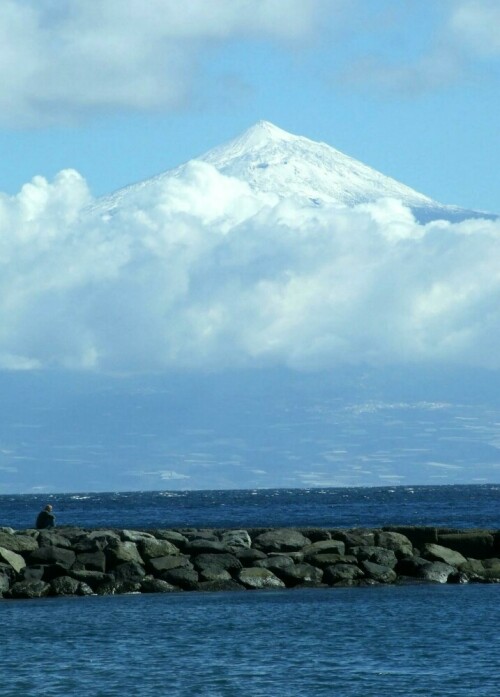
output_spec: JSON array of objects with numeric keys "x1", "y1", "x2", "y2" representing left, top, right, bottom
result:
[
  {"x1": 2, "y1": 1, "x2": 497, "y2": 125},
  {"x1": 1, "y1": 162, "x2": 499, "y2": 373},
  {"x1": 0, "y1": 0, "x2": 335, "y2": 127}
]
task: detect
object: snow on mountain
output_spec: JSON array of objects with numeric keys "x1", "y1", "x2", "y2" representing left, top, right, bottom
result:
[{"x1": 92, "y1": 120, "x2": 495, "y2": 223}]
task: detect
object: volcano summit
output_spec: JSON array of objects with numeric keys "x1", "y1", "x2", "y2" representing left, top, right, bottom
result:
[{"x1": 94, "y1": 121, "x2": 495, "y2": 223}]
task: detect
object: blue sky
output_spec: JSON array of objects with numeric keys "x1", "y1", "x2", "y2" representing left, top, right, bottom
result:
[
  {"x1": 1, "y1": 1, "x2": 500, "y2": 493},
  {"x1": 0, "y1": 0, "x2": 498, "y2": 212}
]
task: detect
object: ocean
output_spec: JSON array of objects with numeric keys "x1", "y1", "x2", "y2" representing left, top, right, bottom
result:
[{"x1": 1, "y1": 485, "x2": 499, "y2": 696}]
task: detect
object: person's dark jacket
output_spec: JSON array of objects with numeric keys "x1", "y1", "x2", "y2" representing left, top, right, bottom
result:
[{"x1": 36, "y1": 510, "x2": 56, "y2": 529}]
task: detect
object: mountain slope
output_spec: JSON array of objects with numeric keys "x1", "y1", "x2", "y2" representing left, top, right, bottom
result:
[{"x1": 93, "y1": 120, "x2": 495, "y2": 223}]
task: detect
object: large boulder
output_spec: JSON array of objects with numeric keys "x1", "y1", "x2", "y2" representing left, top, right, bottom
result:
[
  {"x1": 253, "y1": 529, "x2": 310, "y2": 553},
  {"x1": 105, "y1": 540, "x2": 143, "y2": 567},
  {"x1": 199, "y1": 568, "x2": 233, "y2": 582},
  {"x1": 238, "y1": 567, "x2": 286, "y2": 589},
  {"x1": 113, "y1": 562, "x2": 146, "y2": 584},
  {"x1": 302, "y1": 540, "x2": 346, "y2": 557},
  {"x1": 351, "y1": 546, "x2": 397, "y2": 569},
  {"x1": 38, "y1": 531, "x2": 72, "y2": 549},
  {"x1": 335, "y1": 531, "x2": 375, "y2": 549},
  {"x1": 361, "y1": 561, "x2": 397, "y2": 584},
  {"x1": 254, "y1": 555, "x2": 295, "y2": 573},
  {"x1": 323, "y1": 564, "x2": 364, "y2": 584},
  {"x1": 375, "y1": 532, "x2": 413, "y2": 557},
  {"x1": 193, "y1": 553, "x2": 242, "y2": 574},
  {"x1": 28, "y1": 546, "x2": 76, "y2": 569},
  {"x1": 220, "y1": 530, "x2": 252, "y2": 550},
  {"x1": 51, "y1": 576, "x2": 81, "y2": 596},
  {"x1": 150, "y1": 530, "x2": 189, "y2": 547},
  {"x1": 184, "y1": 539, "x2": 227, "y2": 554},
  {"x1": 140, "y1": 578, "x2": 178, "y2": 593},
  {"x1": 0, "y1": 546, "x2": 26, "y2": 573},
  {"x1": 159, "y1": 568, "x2": 199, "y2": 590},
  {"x1": 139, "y1": 538, "x2": 179, "y2": 560},
  {"x1": 276, "y1": 563, "x2": 324, "y2": 587},
  {"x1": 417, "y1": 561, "x2": 456, "y2": 583},
  {"x1": 305, "y1": 553, "x2": 357, "y2": 569},
  {"x1": 75, "y1": 550, "x2": 106, "y2": 572},
  {"x1": 6, "y1": 580, "x2": 50, "y2": 599},
  {"x1": 422, "y1": 543, "x2": 467, "y2": 567},
  {"x1": 69, "y1": 570, "x2": 114, "y2": 590},
  {"x1": 121, "y1": 530, "x2": 156, "y2": 543},
  {"x1": 234, "y1": 548, "x2": 267, "y2": 566},
  {"x1": 148, "y1": 555, "x2": 193, "y2": 575},
  {"x1": 0, "y1": 532, "x2": 38, "y2": 554}
]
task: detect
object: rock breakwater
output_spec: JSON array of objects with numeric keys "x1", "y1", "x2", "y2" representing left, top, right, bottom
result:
[{"x1": 1, "y1": 525, "x2": 499, "y2": 599}]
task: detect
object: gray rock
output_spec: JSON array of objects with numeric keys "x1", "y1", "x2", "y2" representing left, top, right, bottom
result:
[
  {"x1": 113, "y1": 561, "x2": 146, "y2": 584},
  {"x1": 254, "y1": 555, "x2": 295, "y2": 573},
  {"x1": 298, "y1": 529, "x2": 332, "y2": 542},
  {"x1": 306, "y1": 553, "x2": 357, "y2": 569},
  {"x1": 0, "y1": 546, "x2": 26, "y2": 573},
  {"x1": 323, "y1": 564, "x2": 365, "y2": 584},
  {"x1": 0, "y1": 531, "x2": 38, "y2": 554},
  {"x1": 140, "y1": 578, "x2": 178, "y2": 593},
  {"x1": 69, "y1": 570, "x2": 114, "y2": 590},
  {"x1": 17, "y1": 565, "x2": 45, "y2": 582},
  {"x1": 87, "y1": 530, "x2": 121, "y2": 543},
  {"x1": 75, "y1": 550, "x2": 106, "y2": 572},
  {"x1": 6, "y1": 580, "x2": 50, "y2": 599},
  {"x1": 51, "y1": 575, "x2": 81, "y2": 596},
  {"x1": 148, "y1": 555, "x2": 193, "y2": 574},
  {"x1": 361, "y1": 561, "x2": 397, "y2": 583},
  {"x1": 199, "y1": 568, "x2": 232, "y2": 582},
  {"x1": 139, "y1": 538, "x2": 179, "y2": 560},
  {"x1": 352, "y1": 546, "x2": 397, "y2": 568},
  {"x1": 417, "y1": 561, "x2": 456, "y2": 583},
  {"x1": 375, "y1": 532, "x2": 413, "y2": 557},
  {"x1": 193, "y1": 553, "x2": 242, "y2": 574},
  {"x1": 277, "y1": 563, "x2": 324, "y2": 586},
  {"x1": 302, "y1": 540, "x2": 346, "y2": 557},
  {"x1": 150, "y1": 530, "x2": 189, "y2": 546},
  {"x1": 78, "y1": 582, "x2": 94, "y2": 596},
  {"x1": 28, "y1": 546, "x2": 76, "y2": 569},
  {"x1": 121, "y1": 530, "x2": 156, "y2": 542},
  {"x1": 234, "y1": 548, "x2": 267, "y2": 565},
  {"x1": 105, "y1": 540, "x2": 144, "y2": 567},
  {"x1": 335, "y1": 531, "x2": 376, "y2": 549},
  {"x1": 396, "y1": 556, "x2": 430, "y2": 577},
  {"x1": 160, "y1": 567, "x2": 199, "y2": 590},
  {"x1": 253, "y1": 529, "x2": 311, "y2": 553},
  {"x1": 238, "y1": 567, "x2": 286, "y2": 589},
  {"x1": 220, "y1": 530, "x2": 252, "y2": 549},
  {"x1": 422, "y1": 543, "x2": 467, "y2": 567},
  {"x1": 184, "y1": 539, "x2": 227, "y2": 554},
  {"x1": 38, "y1": 531, "x2": 72, "y2": 549}
]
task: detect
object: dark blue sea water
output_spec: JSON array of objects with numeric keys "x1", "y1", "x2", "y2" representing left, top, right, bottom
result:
[
  {"x1": 2, "y1": 586, "x2": 499, "y2": 696},
  {"x1": 1, "y1": 485, "x2": 499, "y2": 696},
  {"x1": 1, "y1": 484, "x2": 499, "y2": 530}
]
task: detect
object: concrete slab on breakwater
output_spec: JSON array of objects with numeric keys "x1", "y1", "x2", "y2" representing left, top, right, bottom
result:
[{"x1": 1, "y1": 526, "x2": 499, "y2": 599}]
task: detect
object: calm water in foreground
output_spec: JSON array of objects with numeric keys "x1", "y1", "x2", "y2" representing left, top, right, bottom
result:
[
  {"x1": 2, "y1": 586, "x2": 499, "y2": 696},
  {"x1": 1, "y1": 485, "x2": 499, "y2": 696}
]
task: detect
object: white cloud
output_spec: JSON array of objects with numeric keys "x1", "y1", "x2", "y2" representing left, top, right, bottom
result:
[
  {"x1": 0, "y1": 0, "x2": 336, "y2": 126},
  {"x1": 1, "y1": 162, "x2": 500, "y2": 373},
  {"x1": 450, "y1": 0, "x2": 500, "y2": 57}
]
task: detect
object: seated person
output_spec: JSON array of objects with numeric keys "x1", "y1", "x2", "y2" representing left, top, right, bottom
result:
[{"x1": 36, "y1": 504, "x2": 56, "y2": 529}]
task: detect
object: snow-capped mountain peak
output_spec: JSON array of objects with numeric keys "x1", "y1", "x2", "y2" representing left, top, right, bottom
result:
[{"x1": 91, "y1": 121, "x2": 495, "y2": 223}]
